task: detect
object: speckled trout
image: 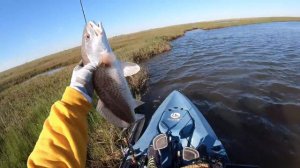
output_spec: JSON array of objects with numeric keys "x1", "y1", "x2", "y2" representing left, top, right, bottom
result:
[{"x1": 81, "y1": 21, "x2": 143, "y2": 127}]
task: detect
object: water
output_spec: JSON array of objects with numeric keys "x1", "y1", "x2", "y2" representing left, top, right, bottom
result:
[
  {"x1": 141, "y1": 22, "x2": 300, "y2": 168},
  {"x1": 23, "y1": 67, "x2": 64, "y2": 84}
]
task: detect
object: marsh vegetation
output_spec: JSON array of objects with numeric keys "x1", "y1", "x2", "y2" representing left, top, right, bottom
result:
[{"x1": 0, "y1": 17, "x2": 299, "y2": 167}]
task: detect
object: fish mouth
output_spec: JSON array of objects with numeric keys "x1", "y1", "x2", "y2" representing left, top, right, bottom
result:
[{"x1": 87, "y1": 21, "x2": 102, "y2": 36}]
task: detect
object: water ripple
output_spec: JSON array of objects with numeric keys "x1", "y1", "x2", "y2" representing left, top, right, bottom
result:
[{"x1": 142, "y1": 22, "x2": 300, "y2": 167}]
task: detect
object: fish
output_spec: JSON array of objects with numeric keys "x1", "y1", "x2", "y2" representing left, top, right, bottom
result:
[{"x1": 81, "y1": 21, "x2": 143, "y2": 128}]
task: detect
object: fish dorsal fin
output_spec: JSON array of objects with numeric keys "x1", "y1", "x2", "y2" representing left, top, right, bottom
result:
[
  {"x1": 96, "y1": 99, "x2": 130, "y2": 128},
  {"x1": 134, "y1": 99, "x2": 144, "y2": 109},
  {"x1": 122, "y1": 62, "x2": 140, "y2": 77}
]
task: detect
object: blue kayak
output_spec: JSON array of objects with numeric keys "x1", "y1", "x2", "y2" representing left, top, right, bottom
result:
[{"x1": 120, "y1": 91, "x2": 244, "y2": 168}]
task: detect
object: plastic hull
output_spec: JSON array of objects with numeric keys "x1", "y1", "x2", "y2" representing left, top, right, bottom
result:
[{"x1": 133, "y1": 91, "x2": 228, "y2": 160}]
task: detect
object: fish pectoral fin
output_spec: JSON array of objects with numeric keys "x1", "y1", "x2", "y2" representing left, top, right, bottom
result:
[
  {"x1": 134, "y1": 99, "x2": 144, "y2": 109},
  {"x1": 96, "y1": 99, "x2": 130, "y2": 128},
  {"x1": 121, "y1": 62, "x2": 141, "y2": 77}
]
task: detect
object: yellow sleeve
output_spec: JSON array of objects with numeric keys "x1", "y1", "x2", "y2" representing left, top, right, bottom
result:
[{"x1": 27, "y1": 87, "x2": 92, "y2": 168}]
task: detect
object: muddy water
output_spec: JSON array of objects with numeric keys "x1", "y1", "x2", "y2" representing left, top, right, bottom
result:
[{"x1": 141, "y1": 22, "x2": 300, "y2": 168}]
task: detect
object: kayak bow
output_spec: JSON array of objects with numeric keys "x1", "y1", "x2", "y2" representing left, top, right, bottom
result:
[{"x1": 121, "y1": 91, "x2": 256, "y2": 168}]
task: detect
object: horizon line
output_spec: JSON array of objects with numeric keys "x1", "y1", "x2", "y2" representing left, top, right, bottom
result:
[{"x1": 1, "y1": 16, "x2": 300, "y2": 73}]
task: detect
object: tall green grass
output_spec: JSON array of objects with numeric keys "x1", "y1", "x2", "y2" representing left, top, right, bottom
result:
[
  {"x1": 0, "y1": 66, "x2": 72, "y2": 167},
  {"x1": 0, "y1": 17, "x2": 300, "y2": 167}
]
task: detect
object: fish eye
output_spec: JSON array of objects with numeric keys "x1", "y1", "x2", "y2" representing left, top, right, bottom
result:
[{"x1": 86, "y1": 33, "x2": 90, "y2": 39}]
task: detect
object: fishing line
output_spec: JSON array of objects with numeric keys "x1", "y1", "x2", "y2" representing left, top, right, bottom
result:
[{"x1": 80, "y1": 0, "x2": 87, "y2": 24}]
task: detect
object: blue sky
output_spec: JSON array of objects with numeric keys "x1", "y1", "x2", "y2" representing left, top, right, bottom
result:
[{"x1": 0, "y1": 0, "x2": 299, "y2": 72}]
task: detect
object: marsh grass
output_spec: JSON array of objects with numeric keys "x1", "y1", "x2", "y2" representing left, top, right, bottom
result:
[
  {"x1": 0, "y1": 66, "x2": 73, "y2": 167},
  {"x1": 0, "y1": 17, "x2": 300, "y2": 167},
  {"x1": 0, "y1": 48, "x2": 81, "y2": 92}
]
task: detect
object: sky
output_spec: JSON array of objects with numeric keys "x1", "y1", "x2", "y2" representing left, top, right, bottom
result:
[{"x1": 0, "y1": 0, "x2": 299, "y2": 72}]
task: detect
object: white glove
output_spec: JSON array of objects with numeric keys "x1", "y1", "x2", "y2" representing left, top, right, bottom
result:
[{"x1": 70, "y1": 62, "x2": 96, "y2": 103}]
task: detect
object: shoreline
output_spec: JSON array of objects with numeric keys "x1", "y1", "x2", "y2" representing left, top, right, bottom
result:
[
  {"x1": 1, "y1": 17, "x2": 300, "y2": 167},
  {"x1": 126, "y1": 17, "x2": 300, "y2": 97},
  {"x1": 1, "y1": 17, "x2": 300, "y2": 93}
]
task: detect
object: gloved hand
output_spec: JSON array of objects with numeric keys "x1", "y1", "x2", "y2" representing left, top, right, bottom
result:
[
  {"x1": 70, "y1": 62, "x2": 96, "y2": 103},
  {"x1": 71, "y1": 21, "x2": 107, "y2": 103}
]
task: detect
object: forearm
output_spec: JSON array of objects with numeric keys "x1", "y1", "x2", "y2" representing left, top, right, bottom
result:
[{"x1": 28, "y1": 87, "x2": 91, "y2": 168}]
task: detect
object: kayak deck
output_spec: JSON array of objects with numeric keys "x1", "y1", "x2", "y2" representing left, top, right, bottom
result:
[{"x1": 132, "y1": 91, "x2": 228, "y2": 165}]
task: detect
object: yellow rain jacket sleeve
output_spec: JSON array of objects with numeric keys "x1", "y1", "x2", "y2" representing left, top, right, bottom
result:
[{"x1": 27, "y1": 87, "x2": 92, "y2": 168}]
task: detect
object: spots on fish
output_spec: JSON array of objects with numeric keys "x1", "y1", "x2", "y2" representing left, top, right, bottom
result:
[
  {"x1": 96, "y1": 99, "x2": 130, "y2": 128},
  {"x1": 80, "y1": 21, "x2": 136, "y2": 124},
  {"x1": 93, "y1": 66, "x2": 135, "y2": 123}
]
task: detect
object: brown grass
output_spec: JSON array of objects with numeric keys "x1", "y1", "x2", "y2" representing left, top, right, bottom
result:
[{"x1": 2, "y1": 17, "x2": 299, "y2": 93}]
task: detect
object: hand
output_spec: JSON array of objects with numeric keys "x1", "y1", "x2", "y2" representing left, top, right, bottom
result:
[{"x1": 70, "y1": 62, "x2": 96, "y2": 103}]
